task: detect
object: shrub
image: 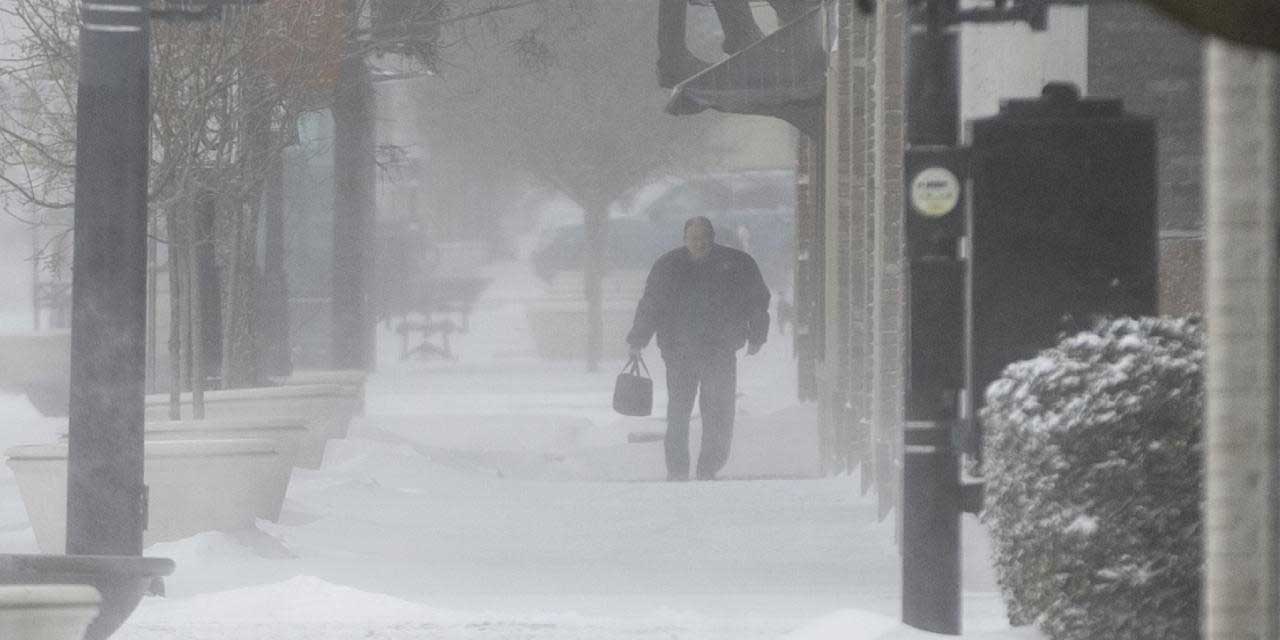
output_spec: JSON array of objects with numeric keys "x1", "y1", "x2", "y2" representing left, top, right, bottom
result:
[{"x1": 980, "y1": 317, "x2": 1203, "y2": 640}]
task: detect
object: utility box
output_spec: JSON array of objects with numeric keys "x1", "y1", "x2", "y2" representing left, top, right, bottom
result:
[{"x1": 967, "y1": 83, "x2": 1158, "y2": 458}]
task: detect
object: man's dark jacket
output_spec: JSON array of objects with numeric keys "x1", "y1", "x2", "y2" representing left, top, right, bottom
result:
[{"x1": 627, "y1": 243, "x2": 771, "y2": 357}]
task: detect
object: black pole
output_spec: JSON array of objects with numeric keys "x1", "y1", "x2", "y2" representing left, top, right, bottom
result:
[
  {"x1": 907, "y1": 1, "x2": 960, "y2": 147},
  {"x1": 66, "y1": 0, "x2": 151, "y2": 556},
  {"x1": 331, "y1": 41, "x2": 375, "y2": 371},
  {"x1": 901, "y1": 0, "x2": 963, "y2": 633},
  {"x1": 195, "y1": 191, "x2": 222, "y2": 388}
]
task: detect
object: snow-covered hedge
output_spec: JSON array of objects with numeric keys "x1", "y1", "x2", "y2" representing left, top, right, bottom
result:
[{"x1": 980, "y1": 317, "x2": 1203, "y2": 640}]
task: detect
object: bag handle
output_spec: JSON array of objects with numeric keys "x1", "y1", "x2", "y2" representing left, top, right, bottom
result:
[{"x1": 622, "y1": 353, "x2": 651, "y2": 378}]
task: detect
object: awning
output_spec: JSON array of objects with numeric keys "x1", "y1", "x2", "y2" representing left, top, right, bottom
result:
[
  {"x1": 1140, "y1": 0, "x2": 1280, "y2": 52},
  {"x1": 665, "y1": 1, "x2": 834, "y2": 139}
]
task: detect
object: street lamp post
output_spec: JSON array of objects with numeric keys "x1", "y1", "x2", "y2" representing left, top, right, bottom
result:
[
  {"x1": 66, "y1": 0, "x2": 153, "y2": 556},
  {"x1": 899, "y1": 0, "x2": 1062, "y2": 633},
  {"x1": 901, "y1": 0, "x2": 964, "y2": 632}
]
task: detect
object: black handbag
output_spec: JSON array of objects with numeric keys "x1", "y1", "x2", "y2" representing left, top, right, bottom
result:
[{"x1": 612, "y1": 354, "x2": 653, "y2": 417}]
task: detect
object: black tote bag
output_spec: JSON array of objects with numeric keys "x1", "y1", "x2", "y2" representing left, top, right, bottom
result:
[{"x1": 612, "y1": 354, "x2": 653, "y2": 417}]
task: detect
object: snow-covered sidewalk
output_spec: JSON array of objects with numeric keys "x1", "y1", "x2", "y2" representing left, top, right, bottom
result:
[{"x1": 0, "y1": 260, "x2": 1040, "y2": 639}]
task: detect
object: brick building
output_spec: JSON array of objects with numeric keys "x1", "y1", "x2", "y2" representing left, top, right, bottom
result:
[{"x1": 1088, "y1": 3, "x2": 1205, "y2": 315}]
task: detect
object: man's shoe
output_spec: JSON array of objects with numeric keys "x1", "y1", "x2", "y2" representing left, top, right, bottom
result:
[{"x1": 667, "y1": 471, "x2": 690, "y2": 482}]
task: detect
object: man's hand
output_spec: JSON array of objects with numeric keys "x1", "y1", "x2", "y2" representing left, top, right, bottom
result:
[
  {"x1": 747, "y1": 342, "x2": 762, "y2": 356},
  {"x1": 628, "y1": 345, "x2": 642, "y2": 358}
]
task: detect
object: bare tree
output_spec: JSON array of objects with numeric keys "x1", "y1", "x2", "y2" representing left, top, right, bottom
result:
[
  {"x1": 0, "y1": 0, "x2": 616, "y2": 386},
  {"x1": 420, "y1": 0, "x2": 725, "y2": 370},
  {"x1": 329, "y1": 0, "x2": 557, "y2": 370},
  {"x1": 0, "y1": 0, "x2": 344, "y2": 401}
]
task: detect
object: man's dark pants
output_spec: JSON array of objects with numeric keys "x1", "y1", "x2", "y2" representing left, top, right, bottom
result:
[{"x1": 663, "y1": 349, "x2": 737, "y2": 480}]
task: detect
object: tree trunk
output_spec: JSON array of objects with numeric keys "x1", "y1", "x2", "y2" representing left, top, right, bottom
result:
[
  {"x1": 331, "y1": 18, "x2": 376, "y2": 371},
  {"x1": 30, "y1": 227, "x2": 39, "y2": 331},
  {"x1": 189, "y1": 193, "x2": 212, "y2": 418},
  {"x1": 1203, "y1": 41, "x2": 1279, "y2": 640},
  {"x1": 164, "y1": 206, "x2": 184, "y2": 420},
  {"x1": 259, "y1": 144, "x2": 292, "y2": 378},
  {"x1": 146, "y1": 225, "x2": 157, "y2": 394},
  {"x1": 222, "y1": 74, "x2": 271, "y2": 388},
  {"x1": 583, "y1": 207, "x2": 607, "y2": 372},
  {"x1": 221, "y1": 196, "x2": 261, "y2": 388},
  {"x1": 183, "y1": 223, "x2": 196, "y2": 412}
]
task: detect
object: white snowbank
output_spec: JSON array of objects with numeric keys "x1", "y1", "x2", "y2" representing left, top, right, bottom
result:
[
  {"x1": 784, "y1": 608, "x2": 1045, "y2": 639},
  {"x1": 783, "y1": 609, "x2": 901, "y2": 639},
  {"x1": 0, "y1": 391, "x2": 62, "y2": 554},
  {"x1": 118, "y1": 575, "x2": 800, "y2": 640}
]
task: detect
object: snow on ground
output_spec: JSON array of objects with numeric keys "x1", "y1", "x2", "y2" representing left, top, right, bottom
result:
[
  {"x1": 1, "y1": 259, "x2": 1041, "y2": 639},
  {"x1": 0, "y1": 390, "x2": 63, "y2": 553}
]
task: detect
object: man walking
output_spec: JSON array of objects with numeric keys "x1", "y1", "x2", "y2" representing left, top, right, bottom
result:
[{"x1": 627, "y1": 217, "x2": 771, "y2": 481}]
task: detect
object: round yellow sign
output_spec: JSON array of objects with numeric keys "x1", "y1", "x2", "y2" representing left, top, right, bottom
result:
[{"x1": 910, "y1": 167, "x2": 961, "y2": 217}]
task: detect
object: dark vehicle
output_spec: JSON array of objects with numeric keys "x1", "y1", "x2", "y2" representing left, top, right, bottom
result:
[
  {"x1": 530, "y1": 170, "x2": 795, "y2": 289},
  {"x1": 530, "y1": 217, "x2": 673, "y2": 282}
]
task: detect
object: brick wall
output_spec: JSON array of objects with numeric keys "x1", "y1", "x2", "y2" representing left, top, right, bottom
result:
[
  {"x1": 1089, "y1": 3, "x2": 1204, "y2": 315},
  {"x1": 1088, "y1": 2, "x2": 1203, "y2": 233},
  {"x1": 821, "y1": 0, "x2": 853, "y2": 473},
  {"x1": 871, "y1": 0, "x2": 907, "y2": 516}
]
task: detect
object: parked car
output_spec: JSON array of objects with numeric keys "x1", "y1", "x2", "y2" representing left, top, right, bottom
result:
[{"x1": 530, "y1": 170, "x2": 796, "y2": 289}]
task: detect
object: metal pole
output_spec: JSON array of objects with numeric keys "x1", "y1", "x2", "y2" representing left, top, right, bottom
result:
[
  {"x1": 66, "y1": 0, "x2": 151, "y2": 556},
  {"x1": 332, "y1": 3, "x2": 375, "y2": 372},
  {"x1": 330, "y1": 85, "x2": 373, "y2": 371},
  {"x1": 901, "y1": 0, "x2": 962, "y2": 633}
]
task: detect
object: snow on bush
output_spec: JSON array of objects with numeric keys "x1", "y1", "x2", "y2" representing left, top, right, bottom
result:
[{"x1": 980, "y1": 317, "x2": 1202, "y2": 640}]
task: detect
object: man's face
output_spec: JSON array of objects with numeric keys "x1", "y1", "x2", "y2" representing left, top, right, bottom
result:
[{"x1": 685, "y1": 223, "x2": 713, "y2": 261}]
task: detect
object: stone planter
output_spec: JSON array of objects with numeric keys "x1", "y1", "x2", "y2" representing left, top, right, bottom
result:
[
  {"x1": 0, "y1": 332, "x2": 70, "y2": 416},
  {"x1": 526, "y1": 270, "x2": 645, "y2": 360},
  {"x1": 144, "y1": 383, "x2": 360, "y2": 468},
  {"x1": 0, "y1": 554, "x2": 174, "y2": 640},
  {"x1": 6, "y1": 439, "x2": 284, "y2": 552},
  {"x1": 144, "y1": 418, "x2": 306, "y2": 515},
  {"x1": 0, "y1": 584, "x2": 100, "y2": 640},
  {"x1": 272, "y1": 369, "x2": 367, "y2": 414},
  {"x1": 525, "y1": 300, "x2": 638, "y2": 360}
]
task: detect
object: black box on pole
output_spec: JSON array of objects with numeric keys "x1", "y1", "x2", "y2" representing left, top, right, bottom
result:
[{"x1": 967, "y1": 83, "x2": 1158, "y2": 460}]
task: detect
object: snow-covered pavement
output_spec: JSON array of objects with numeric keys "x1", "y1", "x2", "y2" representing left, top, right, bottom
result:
[{"x1": 0, "y1": 260, "x2": 1041, "y2": 639}]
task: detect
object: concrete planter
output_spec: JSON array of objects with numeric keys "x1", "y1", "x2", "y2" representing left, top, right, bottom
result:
[
  {"x1": 0, "y1": 554, "x2": 174, "y2": 640},
  {"x1": 526, "y1": 300, "x2": 638, "y2": 360},
  {"x1": 0, "y1": 332, "x2": 70, "y2": 416},
  {"x1": 144, "y1": 383, "x2": 359, "y2": 468},
  {"x1": 0, "y1": 584, "x2": 100, "y2": 640},
  {"x1": 526, "y1": 271, "x2": 645, "y2": 360},
  {"x1": 272, "y1": 370, "x2": 367, "y2": 414},
  {"x1": 6, "y1": 439, "x2": 284, "y2": 552},
  {"x1": 144, "y1": 418, "x2": 306, "y2": 515}
]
